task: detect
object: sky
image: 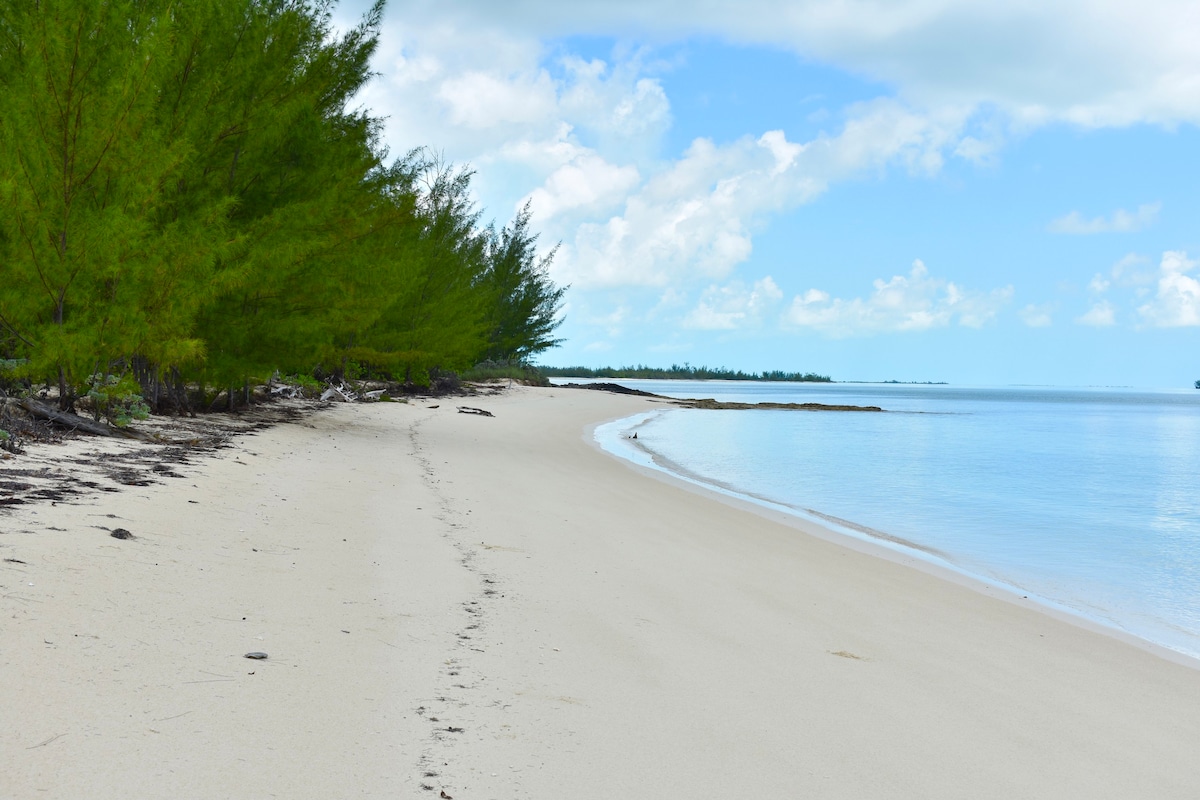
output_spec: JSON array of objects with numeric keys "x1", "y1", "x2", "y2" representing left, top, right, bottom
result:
[{"x1": 334, "y1": 0, "x2": 1200, "y2": 387}]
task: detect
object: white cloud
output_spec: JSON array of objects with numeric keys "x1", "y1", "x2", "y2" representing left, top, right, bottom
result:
[
  {"x1": 554, "y1": 102, "x2": 974, "y2": 290},
  {"x1": 521, "y1": 150, "x2": 640, "y2": 221},
  {"x1": 558, "y1": 56, "x2": 672, "y2": 141},
  {"x1": 1019, "y1": 303, "x2": 1055, "y2": 327},
  {"x1": 1137, "y1": 251, "x2": 1200, "y2": 327},
  {"x1": 438, "y1": 70, "x2": 559, "y2": 129},
  {"x1": 682, "y1": 277, "x2": 784, "y2": 330},
  {"x1": 1076, "y1": 301, "x2": 1117, "y2": 327},
  {"x1": 1087, "y1": 274, "x2": 1111, "y2": 294},
  {"x1": 377, "y1": 0, "x2": 1200, "y2": 129},
  {"x1": 351, "y1": 2, "x2": 1167, "y2": 291},
  {"x1": 344, "y1": 15, "x2": 676, "y2": 227},
  {"x1": 783, "y1": 260, "x2": 1013, "y2": 336},
  {"x1": 553, "y1": 132, "x2": 807, "y2": 289},
  {"x1": 1048, "y1": 203, "x2": 1161, "y2": 235}
]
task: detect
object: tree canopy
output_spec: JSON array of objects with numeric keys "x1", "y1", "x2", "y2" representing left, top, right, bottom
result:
[{"x1": 0, "y1": 0, "x2": 565, "y2": 411}]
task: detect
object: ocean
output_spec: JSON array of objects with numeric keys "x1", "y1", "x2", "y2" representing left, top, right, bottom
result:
[{"x1": 572, "y1": 379, "x2": 1200, "y2": 661}]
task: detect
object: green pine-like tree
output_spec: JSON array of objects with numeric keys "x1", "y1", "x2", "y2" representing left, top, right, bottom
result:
[
  {"x1": 0, "y1": 0, "x2": 204, "y2": 407},
  {"x1": 0, "y1": 0, "x2": 568, "y2": 410},
  {"x1": 479, "y1": 200, "x2": 566, "y2": 364}
]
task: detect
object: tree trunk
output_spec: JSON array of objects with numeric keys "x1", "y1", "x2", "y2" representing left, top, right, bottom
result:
[{"x1": 14, "y1": 397, "x2": 155, "y2": 441}]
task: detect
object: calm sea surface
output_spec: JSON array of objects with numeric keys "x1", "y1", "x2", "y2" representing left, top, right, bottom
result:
[{"x1": 573, "y1": 379, "x2": 1200, "y2": 660}]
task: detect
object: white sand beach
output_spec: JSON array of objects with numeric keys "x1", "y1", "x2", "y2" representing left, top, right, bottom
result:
[{"x1": 4, "y1": 386, "x2": 1200, "y2": 798}]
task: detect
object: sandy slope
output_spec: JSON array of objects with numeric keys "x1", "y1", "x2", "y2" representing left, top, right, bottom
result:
[{"x1": 3, "y1": 386, "x2": 1199, "y2": 799}]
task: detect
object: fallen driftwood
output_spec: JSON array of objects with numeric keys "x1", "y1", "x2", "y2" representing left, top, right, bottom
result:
[
  {"x1": 319, "y1": 383, "x2": 358, "y2": 402},
  {"x1": 269, "y1": 383, "x2": 305, "y2": 399},
  {"x1": 8, "y1": 397, "x2": 158, "y2": 440},
  {"x1": 457, "y1": 406, "x2": 494, "y2": 417}
]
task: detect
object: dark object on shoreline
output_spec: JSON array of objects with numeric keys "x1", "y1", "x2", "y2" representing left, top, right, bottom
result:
[
  {"x1": 5, "y1": 397, "x2": 158, "y2": 441},
  {"x1": 457, "y1": 406, "x2": 494, "y2": 417},
  {"x1": 561, "y1": 382, "x2": 883, "y2": 411},
  {"x1": 244, "y1": 652, "x2": 269, "y2": 660},
  {"x1": 562, "y1": 382, "x2": 664, "y2": 398},
  {"x1": 110, "y1": 528, "x2": 134, "y2": 540},
  {"x1": 679, "y1": 398, "x2": 883, "y2": 412}
]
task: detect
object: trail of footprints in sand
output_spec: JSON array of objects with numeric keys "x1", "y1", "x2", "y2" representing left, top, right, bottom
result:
[{"x1": 405, "y1": 416, "x2": 519, "y2": 798}]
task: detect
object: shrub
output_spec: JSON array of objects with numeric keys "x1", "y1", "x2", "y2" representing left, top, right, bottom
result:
[{"x1": 86, "y1": 373, "x2": 151, "y2": 427}]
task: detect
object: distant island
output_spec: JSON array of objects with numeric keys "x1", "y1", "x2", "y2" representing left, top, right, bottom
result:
[{"x1": 538, "y1": 365, "x2": 832, "y2": 382}]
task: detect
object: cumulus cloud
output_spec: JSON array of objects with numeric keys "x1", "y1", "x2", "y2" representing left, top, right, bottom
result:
[
  {"x1": 1137, "y1": 251, "x2": 1200, "y2": 327},
  {"x1": 557, "y1": 56, "x2": 672, "y2": 141},
  {"x1": 369, "y1": 0, "x2": 1200, "y2": 129},
  {"x1": 344, "y1": 3, "x2": 1171, "y2": 302},
  {"x1": 682, "y1": 277, "x2": 784, "y2": 330},
  {"x1": 1047, "y1": 203, "x2": 1161, "y2": 235},
  {"x1": 552, "y1": 132, "x2": 804, "y2": 288},
  {"x1": 1076, "y1": 301, "x2": 1117, "y2": 327},
  {"x1": 341, "y1": 12, "x2": 675, "y2": 227},
  {"x1": 519, "y1": 149, "x2": 640, "y2": 221},
  {"x1": 783, "y1": 260, "x2": 1013, "y2": 336},
  {"x1": 554, "y1": 102, "x2": 974, "y2": 289},
  {"x1": 1019, "y1": 303, "x2": 1055, "y2": 327}
]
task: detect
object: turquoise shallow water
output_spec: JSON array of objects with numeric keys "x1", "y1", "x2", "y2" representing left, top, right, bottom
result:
[{"x1": 574, "y1": 379, "x2": 1200, "y2": 659}]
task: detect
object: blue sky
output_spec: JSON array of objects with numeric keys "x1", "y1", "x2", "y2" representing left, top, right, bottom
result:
[{"x1": 337, "y1": 0, "x2": 1200, "y2": 386}]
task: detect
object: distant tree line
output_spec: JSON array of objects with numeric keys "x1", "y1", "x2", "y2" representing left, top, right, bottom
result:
[
  {"x1": 0, "y1": 0, "x2": 565, "y2": 414},
  {"x1": 539, "y1": 365, "x2": 832, "y2": 382}
]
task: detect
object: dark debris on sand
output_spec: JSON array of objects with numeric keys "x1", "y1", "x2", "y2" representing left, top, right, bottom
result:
[{"x1": 0, "y1": 400, "x2": 315, "y2": 515}]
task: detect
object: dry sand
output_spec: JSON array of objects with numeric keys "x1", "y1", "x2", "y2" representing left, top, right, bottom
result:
[{"x1": 3, "y1": 386, "x2": 1200, "y2": 799}]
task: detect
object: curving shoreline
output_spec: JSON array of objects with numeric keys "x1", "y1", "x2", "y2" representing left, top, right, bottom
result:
[{"x1": 4, "y1": 385, "x2": 1200, "y2": 798}]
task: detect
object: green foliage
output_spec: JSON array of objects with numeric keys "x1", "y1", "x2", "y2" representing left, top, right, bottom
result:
[
  {"x1": 281, "y1": 373, "x2": 323, "y2": 391},
  {"x1": 86, "y1": 374, "x2": 151, "y2": 427},
  {"x1": 479, "y1": 202, "x2": 566, "y2": 363},
  {"x1": 0, "y1": 0, "x2": 195, "y2": 404},
  {"x1": 0, "y1": 0, "x2": 567, "y2": 413},
  {"x1": 338, "y1": 154, "x2": 491, "y2": 383},
  {"x1": 539, "y1": 365, "x2": 833, "y2": 382}
]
